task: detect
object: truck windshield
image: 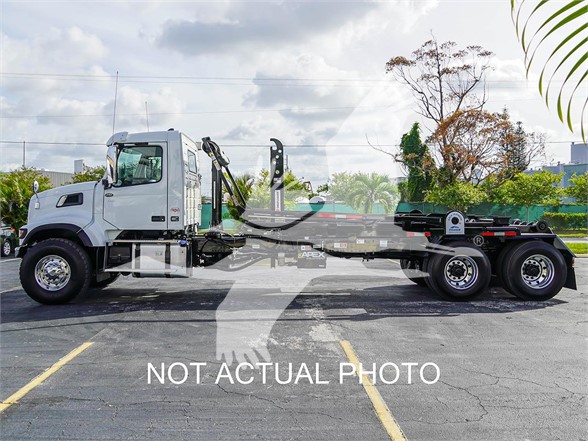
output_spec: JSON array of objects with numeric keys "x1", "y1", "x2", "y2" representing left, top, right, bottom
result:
[{"x1": 115, "y1": 145, "x2": 163, "y2": 187}]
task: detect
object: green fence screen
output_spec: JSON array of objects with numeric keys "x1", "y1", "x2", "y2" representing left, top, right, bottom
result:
[
  {"x1": 396, "y1": 202, "x2": 587, "y2": 222},
  {"x1": 200, "y1": 202, "x2": 587, "y2": 230}
]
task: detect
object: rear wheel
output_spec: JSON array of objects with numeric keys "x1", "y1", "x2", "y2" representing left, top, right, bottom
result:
[
  {"x1": 496, "y1": 242, "x2": 518, "y2": 294},
  {"x1": 400, "y1": 259, "x2": 427, "y2": 287},
  {"x1": 427, "y1": 241, "x2": 491, "y2": 301},
  {"x1": 501, "y1": 242, "x2": 566, "y2": 301},
  {"x1": 20, "y1": 239, "x2": 91, "y2": 304}
]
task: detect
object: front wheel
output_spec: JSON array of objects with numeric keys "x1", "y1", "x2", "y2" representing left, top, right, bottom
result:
[
  {"x1": 20, "y1": 239, "x2": 91, "y2": 304},
  {"x1": 1, "y1": 238, "x2": 13, "y2": 257},
  {"x1": 501, "y1": 242, "x2": 566, "y2": 301},
  {"x1": 427, "y1": 241, "x2": 491, "y2": 301}
]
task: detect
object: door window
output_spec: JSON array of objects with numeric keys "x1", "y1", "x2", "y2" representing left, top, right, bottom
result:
[
  {"x1": 188, "y1": 150, "x2": 197, "y2": 174},
  {"x1": 115, "y1": 146, "x2": 163, "y2": 187}
]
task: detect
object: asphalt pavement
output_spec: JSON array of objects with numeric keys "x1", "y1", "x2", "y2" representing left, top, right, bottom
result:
[{"x1": 0, "y1": 255, "x2": 586, "y2": 441}]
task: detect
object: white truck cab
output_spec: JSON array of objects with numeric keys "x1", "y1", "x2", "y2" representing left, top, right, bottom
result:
[
  {"x1": 20, "y1": 129, "x2": 201, "y2": 246},
  {"x1": 17, "y1": 129, "x2": 202, "y2": 303},
  {"x1": 102, "y1": 130, "x2": 201, "y2": 232}
]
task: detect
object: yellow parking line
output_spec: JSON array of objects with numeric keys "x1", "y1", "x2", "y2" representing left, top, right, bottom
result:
[
  {"x1": 0, "y1": 342, "x2": 94, "y2": 413},
  {"x1": 340, "y1": 340, "x2": 407, "y2": 441}
]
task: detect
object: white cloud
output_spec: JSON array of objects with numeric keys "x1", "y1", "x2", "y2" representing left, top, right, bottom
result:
[
  {"x1": 225, "y1": 115, "x2": 278, "y2": 140},
  {"x1": 157, "y1": 1, "x2": 380, "y2": 56},
  {"x1": 105, "y1": 86, "x2": 187, "y2": 130},
  {"x1": 0, "y1": 0, "x2": 580, "y2": 182},
  {"x1": 2, "y1": 27, "x2": 107, "y2": 72}
]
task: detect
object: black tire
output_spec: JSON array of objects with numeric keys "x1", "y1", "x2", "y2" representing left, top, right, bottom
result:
[
  {"x1": 496, "y1": 242, "x2": 518, "y2": 294},
  {"x1": 426, "y1": 241, "x2": 491, "y2": 301},
  {"x1": 501, "y1": 241, "x2": 566, "y2": 301},
  {"x1": 20, "y1": 238, "x2": 91, "y2": 305},
  {"x1": 91, "y1": 272, "x2": 120, "y2": 288},
  {"x1": 422, "y1": 257, "x2": 434, "y2": 291},
  {"x1": 400, "y1": 259, "x2": 427, "y2": 287},
  {"x1": 1, "y1": 238, "x2": 13, "y2": 257}
]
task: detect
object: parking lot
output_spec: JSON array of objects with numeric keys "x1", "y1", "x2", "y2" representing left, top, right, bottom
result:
[{"x1": 1, "y1": 255, "x2": 586, "y2": 441}]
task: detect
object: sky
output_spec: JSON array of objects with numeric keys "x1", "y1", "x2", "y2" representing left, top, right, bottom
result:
[{"x1": 1, "y1": 0, "x2": 586, "y2": 193}]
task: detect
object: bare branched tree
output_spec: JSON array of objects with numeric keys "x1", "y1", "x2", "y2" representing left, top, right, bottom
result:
[
  {"x1": 385, "y1": 38, "x2": 494, "y2": 131},
  {"x1": 380, "y1": 37, "x2": 545, "y2": 189}
]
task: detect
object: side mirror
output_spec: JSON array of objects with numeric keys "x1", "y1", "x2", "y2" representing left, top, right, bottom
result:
[
  {"x1": 32, "y1": 180, "x2": 40, "y2": 209},
  {"x1": 105, "y1": 145, "x2": 117, "y2": 187}
]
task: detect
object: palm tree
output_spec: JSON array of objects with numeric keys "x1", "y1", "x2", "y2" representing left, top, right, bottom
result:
[
  {"x1": 348, "y1": 173, "x2": 399, "y2": 214},
  {"x1": 510, "y1": 0, "x2": 588, "y2": 140},
  {"x1": 226, "y1": 172, "x2": 255, "y2": 219}
]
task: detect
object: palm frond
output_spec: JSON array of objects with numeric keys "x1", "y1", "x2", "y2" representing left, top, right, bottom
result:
[{"x1": 511, "y1": 0, "x2": 588, "y2": 140}]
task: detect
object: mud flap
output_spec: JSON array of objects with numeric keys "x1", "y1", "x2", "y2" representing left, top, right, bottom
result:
[{"x1": 564, "y1": 266, "x2": 577, "y2": 290}]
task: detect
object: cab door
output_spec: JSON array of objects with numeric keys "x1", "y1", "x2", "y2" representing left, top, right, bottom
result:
[{"x1": 103, "y1": 144, "x2": 168, "y2": 230}]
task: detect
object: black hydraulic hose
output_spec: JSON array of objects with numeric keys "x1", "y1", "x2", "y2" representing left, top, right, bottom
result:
[{"x1": 239, "y1": 210, "x2": 319, "y2": 231}]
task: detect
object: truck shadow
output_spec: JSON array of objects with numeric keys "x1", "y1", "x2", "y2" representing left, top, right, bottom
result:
[{"x1": 0, "y1": 276, "x2": 567, "y2": 327}]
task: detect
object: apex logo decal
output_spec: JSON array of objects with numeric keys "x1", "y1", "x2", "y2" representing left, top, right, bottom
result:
[{"x1": 299, "y1": 251, "x2": 325, "y2": 259}]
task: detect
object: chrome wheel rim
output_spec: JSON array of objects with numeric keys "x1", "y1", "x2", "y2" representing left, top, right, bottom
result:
[
  {"x1": 3, "y1": 240, "x2": 10, "y2": 255},
  {"x1": 444, "y1": 256, "x2": 478, "y2": 290},
  {"x1": 34, "y1": 255, "x2": 71, "y2": 291},
  {"x1": 521, "y1": 254, "x2": 554, "y2": 290}
]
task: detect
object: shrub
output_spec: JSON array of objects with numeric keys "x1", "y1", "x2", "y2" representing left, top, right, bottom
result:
[
  {"x1": 540, "y1": 212, "x2": 587, "y2": 230},
  {"x1": 425, "y1": 181, "x2": 486, "y2": 213},
  {"x1": 0, "y1": 168, "x2": 53, "y2": 229}
]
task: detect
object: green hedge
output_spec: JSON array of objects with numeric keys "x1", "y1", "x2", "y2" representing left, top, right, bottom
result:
[{"x1": 540, "y1": 212, "x2": 587, "y2": 230}]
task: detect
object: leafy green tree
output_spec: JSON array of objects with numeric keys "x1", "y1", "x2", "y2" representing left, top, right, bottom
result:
[
  {"x1": 70, "y1": 165, "x2": 106, "y2": 183},
  {"x1": 248, "y1": 169, "x2": 307, "y2": 210},
  {"x1": 494, "y1": 171, "x2": 562, "y2": 220},
  {"x1": 327, "y1": 172, "x2": 357, "y2": 204},
  {"x1": 316, "y1": 183, "x2": 329, "y2": 195},
  {"x1": 496, "y1": 109, "x2": 546, "y2": 180},
  {"x1": 397, "y1": 181, "x2": 408, "y2": 203},
  {"x1": 0, "y1": 168, "x2": 53, "y2": 229},
  {"x1": 397, "y1": 123, "x2": 433, "y2": 202},
  {"x1": 307, "y1": 182, "x2": 329, "y2": 199},
  {"x1": 506, "y1": 121, "x2": 533, "y2": 174},
  {"x1": 425, "y1": 180, "x2": 487, "y2": 213},
  {"x1": 566, "y1": 172, "x2": 588, "y2": 203},
  {"x1": 225, "y1": 169, "x2": 307, "y2": 219}
]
